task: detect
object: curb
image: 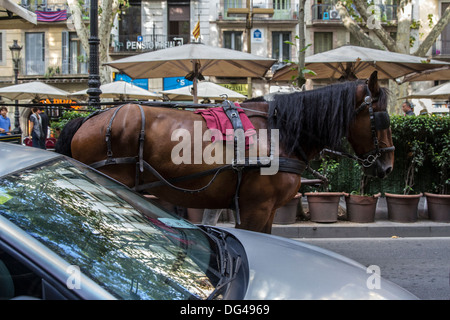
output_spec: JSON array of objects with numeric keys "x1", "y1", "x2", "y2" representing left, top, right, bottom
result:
[
  {"x1": 216, "y1": 197, "x2": 450, "y2": 239},
  {"x1": 217, "y1": 219, "x2": 450, "y2": 239}
]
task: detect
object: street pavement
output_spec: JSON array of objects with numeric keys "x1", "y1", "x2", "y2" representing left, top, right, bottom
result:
[
  {"x1": 218, "y1": 196, "x2": 450, "y2": 239},
  {"x1": 217, "y1": 196, "x2": 450, "y2": 300}
]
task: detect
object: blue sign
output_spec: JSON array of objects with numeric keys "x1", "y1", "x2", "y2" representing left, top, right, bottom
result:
[
  {"x1": 163, "y1": 77, "x2": 193, "y2": 90},
  {"x1": 114, "y1": 73, "x2": 148, "y2": 90},
  {"x1": 137, "y1": 35, "x2": 143, "y2": 42},
  {"x1": 253, "y1": 29, "x2": 262, "y2": 39}
]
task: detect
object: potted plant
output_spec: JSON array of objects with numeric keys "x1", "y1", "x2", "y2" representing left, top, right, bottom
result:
[
  {"x1": 273, "y1": 192, "x2": 302, "y2": 224},
  {"x1": 344, "y1": 164, "x2": 380, "y2": 223},
  {"x1": 424, "y1": 125, "x2": 450, "y2": 222},
  {"x1": 385, "y1": 118, "x2": 425, "y2": 222},
  {"x1": 305, "y1": 153, "x2": 343, "y2": 223}
]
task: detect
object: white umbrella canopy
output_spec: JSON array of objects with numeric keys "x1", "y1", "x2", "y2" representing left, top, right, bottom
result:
[
  {"x1": 69, "y1": 81, "x2": 163, "y2": 100},
  {"x1": 105, "y1": 42, "x2": 276, "y2": 102},
  {"x1": 105, "y1": 43, "x2": 276, "y2": 80},
  {"x1": 161, "y1": 81, "x2": 246, "y2": 101},
  {"x1": 0, "y1": 0, "x2": 37, "y2": 29},
  {"x1": 272, "y1": 45, "x2": 450, "y2": 81},
  {"x1": 403, "y1": 81, "x2": 450, "y2": 100},
  {"x1": 0, "y1": 81, "x2": 69, "y2": 100}
]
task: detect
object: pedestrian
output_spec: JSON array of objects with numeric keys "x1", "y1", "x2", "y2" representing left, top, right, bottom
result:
[
  {"x1": 29, "y1": 107, "x2": 45, "y2": 149},
  {"x1": 402, "y1": 101, "x2": 415, "y2": 116},
  {"x1": 38, "y1": 107, "x2": 49, "y2": 149},
  {"x1": 0, "y1": 106, "x2": 11, "y2": 136}
]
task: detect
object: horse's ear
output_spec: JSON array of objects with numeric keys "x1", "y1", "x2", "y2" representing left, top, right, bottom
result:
[{"x1": 368, "y1": 71, "x2": 380, "y2": 95}]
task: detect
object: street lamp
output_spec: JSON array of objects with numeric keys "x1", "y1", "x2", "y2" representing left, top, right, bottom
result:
[
  {"x1": 9, "y1": 40, "x2": 22, "y2": 135},
  {"x1": 87, "y1": 0, "x2": 101, "y2": 109}
]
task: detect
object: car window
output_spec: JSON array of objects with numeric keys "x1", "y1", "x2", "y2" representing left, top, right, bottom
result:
[
  {"x1": 0, "y1": 249, "x2": 42, "y2": 300},
  {"x1": 0, "y1": 158, "x2": 220, "y2": 300}
]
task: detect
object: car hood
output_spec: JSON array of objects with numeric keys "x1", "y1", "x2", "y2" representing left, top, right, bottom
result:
[
  {"x1": 219, "y1": 227, "x2": 418, "y2": 300},
  {"x1": 0, "y1": 142, "x2": 60, "y2": 177}
]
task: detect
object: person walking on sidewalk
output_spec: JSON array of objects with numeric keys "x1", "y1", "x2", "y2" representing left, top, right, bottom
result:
[
  {"x1": 29, "y1": 107, "x2": 45, "y2": 149},
  {"x1": 38, "y1": 107, "x2": 49, "y2": 149}
]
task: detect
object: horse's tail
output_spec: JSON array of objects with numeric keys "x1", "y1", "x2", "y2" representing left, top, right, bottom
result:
[{"x1": 55, "y1": 117, "x2": 85, "y2": 157}]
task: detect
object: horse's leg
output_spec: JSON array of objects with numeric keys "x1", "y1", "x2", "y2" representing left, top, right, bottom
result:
[
  {"x1": 236, "y1": 201, "x2": 275, "y2": 234},
  {"x1": 262, "y1": 209, "x2": 277, "y2": 234},
  {"x1": 201, "y1": 209, "x2": 223, "y2": 226}
]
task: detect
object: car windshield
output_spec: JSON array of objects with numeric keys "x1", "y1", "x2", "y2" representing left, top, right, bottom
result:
[{"x1": 0, "y1": 157, "x2": 221, "y2": 300}]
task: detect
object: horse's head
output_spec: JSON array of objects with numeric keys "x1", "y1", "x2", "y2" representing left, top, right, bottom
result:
[{"x1": 348, "y1": 71, "x2": 395, "y2": 179}]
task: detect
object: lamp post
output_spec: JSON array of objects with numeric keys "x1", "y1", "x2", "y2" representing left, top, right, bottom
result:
[
  {"x1": 87, "y1": 0, "x2": 101, "y2": 109},
  {"x1": 9, "y1": 40, "x2": 22, "y2": 135}
]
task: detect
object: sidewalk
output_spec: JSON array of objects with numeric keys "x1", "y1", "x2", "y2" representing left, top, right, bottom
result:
[{"x1": 217, "y1": 196, "x2": 450, "y2": 239}]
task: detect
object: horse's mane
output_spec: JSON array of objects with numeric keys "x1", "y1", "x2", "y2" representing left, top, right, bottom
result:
[
  {"x1": 55, "y1": 117, "x2": 85, "y2": 157},
  {"x1": 268, "y1": 80, "x2": 375, "y2": 158}
]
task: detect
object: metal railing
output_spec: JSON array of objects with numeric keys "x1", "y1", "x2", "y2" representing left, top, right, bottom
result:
[
  {"x1": 20, "y1": 1, "x2": 90, "y2": 19},
  {"x1": 22, "y1": 57, "x2": 88, "y2": 76},
  {"x1": 310, "y1": 4, "x2": 397, "y2": 22},
  {"x1": 432, "y1": 40, "x2": 450, "y2": 56},
  {"x1": 220, "y1": 0, "x2": 296, "y2": 20}
]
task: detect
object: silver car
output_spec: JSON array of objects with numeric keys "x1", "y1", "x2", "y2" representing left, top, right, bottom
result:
[{"x1": 0, "y1": 142, "x2": 417, "y2": 300}]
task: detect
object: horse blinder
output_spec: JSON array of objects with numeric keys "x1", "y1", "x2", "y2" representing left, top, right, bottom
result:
[{"x1": 374, "y1": 111, "x2": 390, "y2": 131}]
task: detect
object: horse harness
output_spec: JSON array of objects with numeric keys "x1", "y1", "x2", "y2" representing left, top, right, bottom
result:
[
  {"x1": 87, "y1": 86, "x2": 394, "y2": 223},
  {"x1": 323, "y1": 85, "x2": 395, "y2": 167},
  {"x1": 88, "y1": 102, "x2": 307, "y2": 225}
]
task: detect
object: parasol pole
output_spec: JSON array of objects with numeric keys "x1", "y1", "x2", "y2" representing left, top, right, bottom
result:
[{"x1": 192, "y1": 60, "x2": 199, "y2": 104}]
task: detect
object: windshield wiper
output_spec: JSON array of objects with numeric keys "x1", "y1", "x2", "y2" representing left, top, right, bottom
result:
[{"x1": 204, "y1": 227, "x2": 242, "y2": 300}]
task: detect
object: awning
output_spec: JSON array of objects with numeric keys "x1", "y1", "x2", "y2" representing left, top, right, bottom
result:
[{"x1": 0, "y1": 0, "x2": 37, "y2": 29}]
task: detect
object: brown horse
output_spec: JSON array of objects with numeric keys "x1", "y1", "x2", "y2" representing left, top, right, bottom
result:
[{"x1": 55, "y1": 71, "x2": 394, "y2": 234}]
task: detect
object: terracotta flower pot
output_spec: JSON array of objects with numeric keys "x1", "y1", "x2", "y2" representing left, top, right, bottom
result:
[
  {"x1": 385, "y1": 193, "x2": 423, "y2": 223},
  {"x1": 344, "y1": 193, "x2": 380, "y2": 223},
  {"x1": 305, "y1": 192, "x2": 343, "y2": 223},
  {"x1": 424, "y1": 192, "x2": 450, "y2": 223},
  {"x1": 273, "y1": 193, "x2": 301, "y2": 225}
]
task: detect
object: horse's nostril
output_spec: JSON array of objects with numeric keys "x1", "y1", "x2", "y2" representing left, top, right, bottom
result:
[{"x1": 385, "y1": 166, "x2": 393, "y2": 175}]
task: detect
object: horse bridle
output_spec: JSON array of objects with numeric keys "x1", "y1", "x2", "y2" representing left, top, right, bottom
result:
[{"x1": 324, "y1": 85, "x2": 395, "y2": 167}]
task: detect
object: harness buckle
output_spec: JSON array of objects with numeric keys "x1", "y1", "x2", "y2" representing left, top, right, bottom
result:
[{"x1": 364, "y1": 96, "x2": 372, "y2": 104}]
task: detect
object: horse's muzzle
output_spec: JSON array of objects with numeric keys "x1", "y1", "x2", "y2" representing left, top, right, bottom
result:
[{"x1": 363, "y1": 158, "x2": 393, "y2": 179}]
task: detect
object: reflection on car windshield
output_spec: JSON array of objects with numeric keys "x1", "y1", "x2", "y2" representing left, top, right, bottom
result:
[{"x1": 0, "y1": 158, "x2": 220, "y2": 300}]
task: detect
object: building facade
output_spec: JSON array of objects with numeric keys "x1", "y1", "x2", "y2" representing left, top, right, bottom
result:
[{"x1": 0, "y1": 0, "x2": 449, "y2": 133}]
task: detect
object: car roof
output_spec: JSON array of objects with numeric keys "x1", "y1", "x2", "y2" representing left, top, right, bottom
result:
[{"x1": 0, "y1": 142, "x2": 61, "y2": 177}]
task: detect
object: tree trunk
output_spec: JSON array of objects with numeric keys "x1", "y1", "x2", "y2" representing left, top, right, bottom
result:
[
  {"x1": 352, "y1": 0, "x2": 399, "y2": 52},
  {"x1": 396, "y1": 0, "x2": 412, "y2": 54},
  {"x1": 67, "y1": 0, "x2": 89, "y2": 53},
  {"x1": 414, "y1": 6, "x2": 450, "y2": 56},
  {"x1": 297, "y1": 0, "x2": 306, "y2": 88},
  {"x1": 67, "y1": 0, "x2": 119, "y2": 84},
  {"x1": 335, "y1": 1, "x2": 380, "y2": 49}
]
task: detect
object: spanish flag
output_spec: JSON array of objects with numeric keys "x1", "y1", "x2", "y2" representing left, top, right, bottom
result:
[{"x1": 193, "y1": 21, "x2": 200, "y2": 40}]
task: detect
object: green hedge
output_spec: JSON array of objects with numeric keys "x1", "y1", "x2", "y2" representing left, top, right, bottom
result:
[{"x1": 299, "y1": 115, "x2": 450, "y2": 195}]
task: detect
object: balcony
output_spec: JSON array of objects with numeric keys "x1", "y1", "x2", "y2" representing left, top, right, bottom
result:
[
  {"x1": 432, "y1": 40, "x2": 450, "y2": 58},
  {"x1": 20, "y1": 1, "x2": 90, "y2": 20},
  {"x1": 110, "y1": 34, "x2": 185, "y2": 54},
  {"x1": 218, "y1": 0, "x2": 297, "y2": 21},
  {"x1": 21, "y1": 57, "x2": 88, "y2": 77},
  {"x1": 311, "y1": 3, "x2": 397, "y2": 24}
]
